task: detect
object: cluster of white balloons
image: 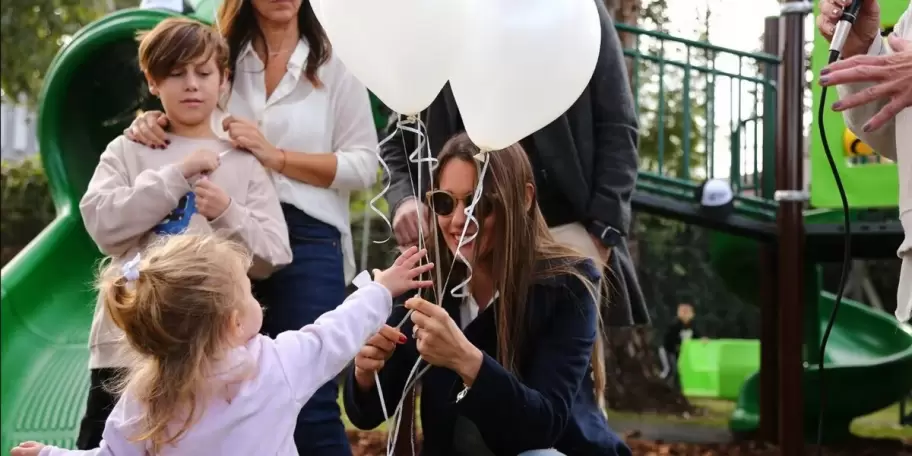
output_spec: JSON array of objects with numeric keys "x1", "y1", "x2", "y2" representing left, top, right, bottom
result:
[{"x1": 313, "y1": 0, "x2": 603, "y2": 151}]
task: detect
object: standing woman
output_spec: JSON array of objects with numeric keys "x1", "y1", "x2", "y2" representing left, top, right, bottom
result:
[{"x1": 123, "y1": 1, "x2": 379, "y2": 454}]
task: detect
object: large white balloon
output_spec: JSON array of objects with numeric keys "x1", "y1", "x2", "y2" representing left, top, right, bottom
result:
[
  {"x1": 318, "y1": 0, "x2": 466, "y2": 115},
  {"x1": 450, "y1": 0, "x2": 602, "y2": 151}
]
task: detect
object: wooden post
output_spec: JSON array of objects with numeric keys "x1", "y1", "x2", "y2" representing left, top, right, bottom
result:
[
  {"x1": 759, "y1": 15, "x2": 780, "y2": 444},
  {"x1": 775, "y1": 2, "x2": 810, "y2": 455}
]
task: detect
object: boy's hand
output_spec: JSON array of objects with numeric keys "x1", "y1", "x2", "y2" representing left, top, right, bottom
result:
[
  {"x1": 194, "y1": 177, "x2": 231, "y2": 220},
  {"x1": 11, "y1": 441, "x2": 45, "y2": 456},
  {"x1": 373, "y1": 246, "x2": 435, "y2": 297},
  {"x1": 180, "y1": 148, "x2": 221, "y2": 178}
]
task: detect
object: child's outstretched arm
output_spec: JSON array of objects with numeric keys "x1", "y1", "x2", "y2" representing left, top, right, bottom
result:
[
  {"x1": 80, "y1": 137, "x2": 193, "y2": 256},
  {"x1": 273, "y1": 247, "x2": 434, "y2": 404},
  {"x1": 208, "y1": 160, "x2": 292, "y2": 279},
  {"x1": 12, "y1": 398, "x2": 144, "y2": 456}
]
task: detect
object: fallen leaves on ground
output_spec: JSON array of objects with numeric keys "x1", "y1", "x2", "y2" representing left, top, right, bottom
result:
[{"x1": 346, "y1": 430, "x2": 912, "y2": 456}]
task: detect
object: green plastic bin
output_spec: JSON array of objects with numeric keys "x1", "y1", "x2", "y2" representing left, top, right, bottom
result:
[{"x1": 678, "y1": 339, "x2": 760, "y2": 401}]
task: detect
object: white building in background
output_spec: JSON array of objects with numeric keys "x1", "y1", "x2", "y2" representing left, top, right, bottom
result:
[{"x1": 0, "y1": 101, "x2": 38, "y2": 162}]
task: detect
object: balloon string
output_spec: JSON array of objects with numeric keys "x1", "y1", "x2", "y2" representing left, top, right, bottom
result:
[
  {"x1": 444, "y1": 152, "x2": 490, "y2": 299},
  {"x1": 367, "y1": 114, "x2": 438, "y2": 456},
  {"x1": 368, "y1": 125, "x2": 401, "y2": 245},
  {"x1": 384, "y1": 153, "x2": 491, "y2": 456}
]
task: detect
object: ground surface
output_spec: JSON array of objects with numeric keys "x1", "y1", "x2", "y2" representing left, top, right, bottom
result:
[
  {"x1": 346, "y1": 430, "x2": 911, "y2": 456},
  {"x1": 343, "y1": 397, "x2": 912, "y2": 455}
]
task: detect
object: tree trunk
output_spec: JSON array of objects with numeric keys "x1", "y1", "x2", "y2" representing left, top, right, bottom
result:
[
  {"x1": 599, "y1": 1, "x2": 694, "y2": 417},
  {"x1": 604, "y1": 0, "x2": 642, "y2": 76}
]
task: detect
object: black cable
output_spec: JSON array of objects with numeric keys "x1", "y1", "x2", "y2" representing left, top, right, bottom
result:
[{"x1": 814, "y1": 49, "x2": 852, "y2": 455}]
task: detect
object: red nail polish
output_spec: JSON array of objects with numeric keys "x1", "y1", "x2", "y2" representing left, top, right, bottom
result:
[{"x1": 398, "y1": 335, "x2": 407, "y2": 344}]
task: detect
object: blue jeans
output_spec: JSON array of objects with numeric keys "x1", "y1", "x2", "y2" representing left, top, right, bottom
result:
[{"x1": 254, "y1": 204, "x2": 351, "y2": 455}]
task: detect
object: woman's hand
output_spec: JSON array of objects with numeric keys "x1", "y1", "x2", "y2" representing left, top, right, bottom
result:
[
  {"x1": 222, "y1": 116, "x2": 284, "y2": 171},
  {"x1": 821, "y1": 34, "x2": 912, "y2": 131},
  {"x1": 125, "y1": 111, "x2": 170, "y2": 148},
  {"x1": 10, "y1": 441, "x2": 45, "y2": 456},
  {"x1": 406, "y1": 297, "x2": 483, "y2": 385},
  {"x1": 816, "y1": 0, "x2": 881, "y2": 59},
  {"x1": 353, "y1": 325, "x2": 408, "y2": 391}
]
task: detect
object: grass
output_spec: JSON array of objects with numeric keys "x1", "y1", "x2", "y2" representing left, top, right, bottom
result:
[{"x1": 605, "y1": 397, "x2": 912, "y2": 440}]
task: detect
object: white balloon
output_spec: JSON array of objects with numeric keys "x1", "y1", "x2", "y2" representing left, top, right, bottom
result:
[
  {"x1": 319, "y1": 0, "x2": 466, "y2": 115},
  {"x1": 450, "y1": 0, "x2": 602, "y2": 151}
]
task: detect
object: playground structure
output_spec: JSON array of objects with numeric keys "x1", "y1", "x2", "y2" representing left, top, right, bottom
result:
[{"x1": 1, "y1": 1, "x2": 911, "y2": 455}]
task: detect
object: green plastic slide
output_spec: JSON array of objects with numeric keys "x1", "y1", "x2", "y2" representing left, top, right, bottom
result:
[
  {"x1": 0, "y1": 8, "x2": 179, "y2": 449},
  {"x1": 728, "y1": 292, "x2": 912, "y2": 442}
]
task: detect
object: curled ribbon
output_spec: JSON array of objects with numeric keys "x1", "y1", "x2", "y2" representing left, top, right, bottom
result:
[
  {"x1": 370, "y1": 115, "x2": 438, "y2": 247},
  {"x1": 385, "y1": 152, "x2": 492, "y2": 456}
]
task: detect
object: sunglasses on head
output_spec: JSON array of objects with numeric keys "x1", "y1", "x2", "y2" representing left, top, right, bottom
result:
[{"x1": 425, "y1": 190, "x2": 494, "y2": 217}]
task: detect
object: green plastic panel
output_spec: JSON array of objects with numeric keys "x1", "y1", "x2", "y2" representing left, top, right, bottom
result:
[
  {"x1": 678, "y1": 339, "x2": 760, "y2": 401},
  {"x1": 808, "y1": 0, "x2": 907, "y2": 209}
]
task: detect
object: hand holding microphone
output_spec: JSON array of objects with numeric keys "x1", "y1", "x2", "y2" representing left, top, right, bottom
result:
[{"x1": 817, "y1": 0, "x2": 881, "y2": 58}]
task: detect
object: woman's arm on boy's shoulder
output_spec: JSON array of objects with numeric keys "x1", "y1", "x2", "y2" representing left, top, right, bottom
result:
[
  {"x1": 79, "y1": 136, "x2": 191, "y2": 256},
  {"x1": 343, "y1": 302, "x2": 420, "y2": 430},
  {"x1": 209, "y1": 160, "x2": 292, "y2": 279},
  {"x1": 455, "y1": 276, "x2": 599, "y2": 454},
  {"x1": 270, "y1": 282, "x2": 393, "y2": 404}
]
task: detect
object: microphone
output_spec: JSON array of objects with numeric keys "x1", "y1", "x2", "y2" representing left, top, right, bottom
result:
[{"x1": 829, "y1": 0, "x2": 865, "y2": 59}]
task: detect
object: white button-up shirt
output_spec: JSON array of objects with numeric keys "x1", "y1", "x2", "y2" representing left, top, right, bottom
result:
[{"x1": 215, "y1": 39, "x2": 379, "y2": 283}]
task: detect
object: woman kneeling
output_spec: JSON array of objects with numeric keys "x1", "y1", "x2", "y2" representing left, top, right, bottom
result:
[{"x1": 344, "y1": 133, "x2": 631, "y2": 456}]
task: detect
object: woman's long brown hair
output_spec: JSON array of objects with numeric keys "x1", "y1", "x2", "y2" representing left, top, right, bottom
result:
[
  {"x1": 216, "y1": 0, "x2": 330, "y2": 87},
  {"x1": 428, "y1": 133, "x2": 607, "y2": 404}
]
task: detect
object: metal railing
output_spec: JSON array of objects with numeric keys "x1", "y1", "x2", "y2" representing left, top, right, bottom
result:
[{"x1": 617, "y1": 23, "x2": 780, "y2": 214}]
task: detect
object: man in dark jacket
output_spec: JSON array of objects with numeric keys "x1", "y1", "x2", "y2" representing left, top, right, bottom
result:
[{"x1": 381, "y1": 0, "x2": 646, "y2": 327}]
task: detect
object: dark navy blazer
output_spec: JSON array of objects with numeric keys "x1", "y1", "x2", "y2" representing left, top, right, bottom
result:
[{"x1": 344, "y1": 260, "x2": 631, "y2": 456}]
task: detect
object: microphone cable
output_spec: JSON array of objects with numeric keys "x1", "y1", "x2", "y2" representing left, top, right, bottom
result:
[{"x1": 814, "y1": 1, "x2": 864, "y2": 453}]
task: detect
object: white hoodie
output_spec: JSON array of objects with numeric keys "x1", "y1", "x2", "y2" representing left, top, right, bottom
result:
[{"x1": 836, "y1": 5, "x2": 912, "y2": 322}]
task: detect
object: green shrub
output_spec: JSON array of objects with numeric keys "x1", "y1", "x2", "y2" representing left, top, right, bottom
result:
[{"x1": 1, "y1": 158, "x2": 55, "y2": 266}]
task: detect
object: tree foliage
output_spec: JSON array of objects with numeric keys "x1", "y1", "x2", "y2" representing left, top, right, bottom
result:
[{"x1": 0, "y1": 0, "x2": 138, "y2": 105}]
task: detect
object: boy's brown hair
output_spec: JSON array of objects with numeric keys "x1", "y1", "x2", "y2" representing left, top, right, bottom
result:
[{"x1": 138, "y1": 17, "x2": 229, "y2": 82}]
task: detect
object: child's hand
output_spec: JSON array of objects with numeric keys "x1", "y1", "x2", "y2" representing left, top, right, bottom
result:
[
  {"x1": 179, "y1": 148, "x2": 220, "y2": 178},
  {"x1": 194, "y1": 177, "x2": 231, "y2": 220},
  {"x1": 373, "y1": 246, "x2": 434, "y2": 297},
  {"x1": 10, "y1": 441, "x2": 44, "y2": 456}
]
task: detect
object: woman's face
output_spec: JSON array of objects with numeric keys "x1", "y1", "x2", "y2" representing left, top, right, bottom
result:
[
  {"x1": 433, "y1": 158, "x2": 496, "y2": 266},
  {"x1": 251, "y1": 0, "x2": 302, "y2": 25}
]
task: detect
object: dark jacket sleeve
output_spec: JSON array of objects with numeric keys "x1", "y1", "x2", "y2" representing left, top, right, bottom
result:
[
  {"x1": 343, "y1": 304, "x2": 420, "y2": 430},
  {"x1": 455, "y1": 270, "x2": 600, "y2": 453},
  {"x1": 380, "y1": 111, "x2": 420, "y2": 219},
  {"x1": 586, "y1": 0, "x2": 639, "y2": 235},
  {"x1": 663, "y1": 321, "x2": 680, "y2": 353}
]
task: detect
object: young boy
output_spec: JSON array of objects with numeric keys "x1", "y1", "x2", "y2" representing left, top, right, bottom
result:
[
  {"x1": 75, "y1": 17, "x2": 292, "y2": 448},
  {"x1": 660, "y1": 303, "x2": 706, "y2": 386}
]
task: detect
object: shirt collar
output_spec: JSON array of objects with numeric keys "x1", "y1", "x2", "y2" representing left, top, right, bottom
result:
[{"x1": 236, "y1": 38, "x2": 310, "y2": 79}]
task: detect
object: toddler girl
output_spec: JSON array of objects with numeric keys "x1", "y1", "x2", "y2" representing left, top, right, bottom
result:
[{"x1": 11, "y1": 234, "x2": 432, "y2": 456}]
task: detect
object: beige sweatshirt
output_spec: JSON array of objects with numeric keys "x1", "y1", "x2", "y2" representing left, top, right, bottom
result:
[
  {"x1": 836, "y1": 5, "x2": 911, "y2": 321},
  {"x1": 80, "y1": 135, "x2": 293, "y2": 368}
]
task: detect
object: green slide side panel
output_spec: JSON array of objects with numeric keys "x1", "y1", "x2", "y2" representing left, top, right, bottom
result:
[
  {"x1": 808, "y1": 0, "x2": 907, "y2": 209},
  {"x1": 730, "y1": 292, "x2": 912, "y2": 442},
  {"x1": 0, "y1": 8, "x2": 181, "y2": 448},
  {"x1": 678, "y1": 339, "x2": 760, "y2": 401},
  {"x1": 0, "y1": 215, "x2": 102, "y2": 450}
]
